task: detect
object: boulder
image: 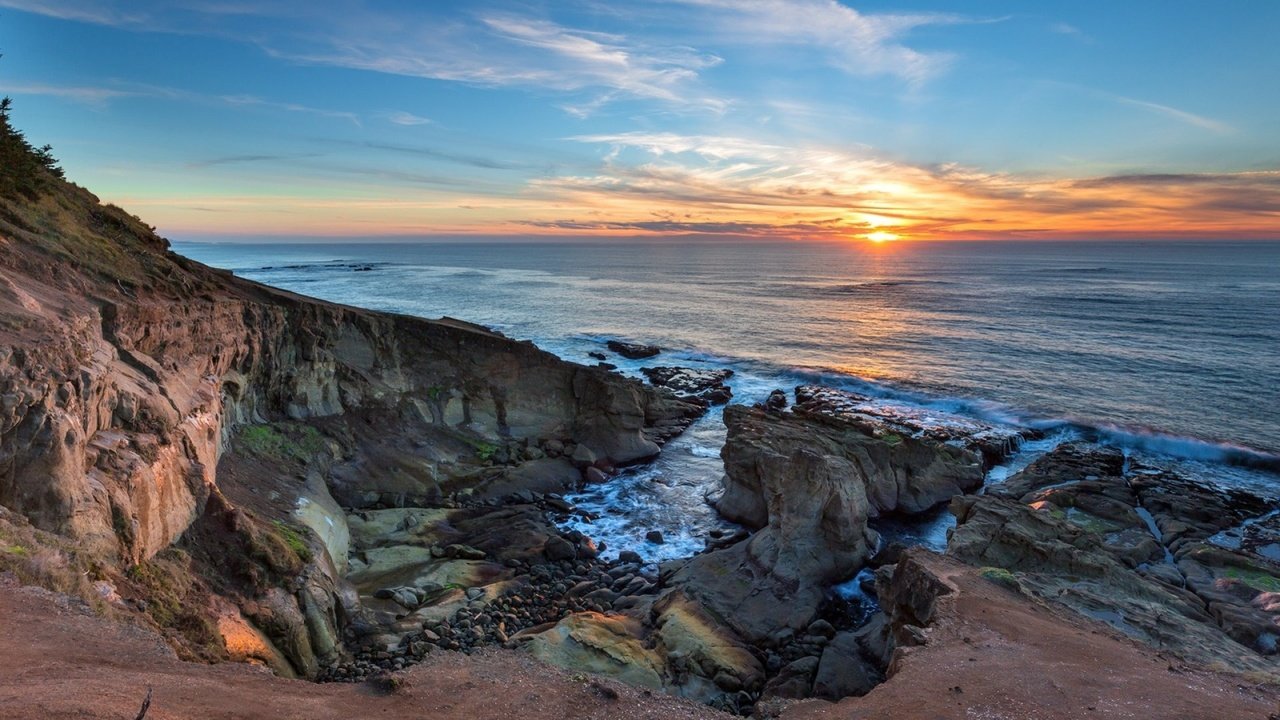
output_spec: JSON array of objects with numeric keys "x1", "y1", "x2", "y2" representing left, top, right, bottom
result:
[
  {"x1": 813, "y1": 631, "x2": 880, "y2": 699},
  {"x1": 718, "y1": 403, "x2": 984, "y2": 526},
  {"x1": 570, "y1": 444, "x2": 599, "y2": 466},
  {"x1": 762, "y1": 389, "x2": 788, "y2": 412},
  {"x1": 524, "y1": 613, "x2": 665, "y2": 690},
  {"x1": 665, "y1": 401, "x2": 985, "y2": 644},
  {"x1": 543, "y1": 535, "x2": 578, "y2": 561},
  {"x1": 606, "y1": 340, "x2": 661, "y2": 359},
  {"x1": 762, "y1": 656, "x2": 818, "y2": 699},
  {"x1": 523, "y1": 599, "x2": 762, "y2": 706}
]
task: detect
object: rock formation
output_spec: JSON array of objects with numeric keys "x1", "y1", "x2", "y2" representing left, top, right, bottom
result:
[
  {"x1": 0, "y1": 165, "x2": 699, "y2": 677},
  {"x1": 605, "y1": 340, "x2": 660, "y2": 359},
  {"x1": 948, "y1": 443, "x2": 1280, "y2": 672},
  {"x1": 641, "y1": 366, "x2": 734, "y2": 405},
  {"x1": 4, "y1": 122, "x2": 1279, "y2": 719}
]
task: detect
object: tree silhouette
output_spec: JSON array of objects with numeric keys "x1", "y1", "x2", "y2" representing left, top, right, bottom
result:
[{"x1": 0, "y1": 58, "x2": 65, "y2": 199}]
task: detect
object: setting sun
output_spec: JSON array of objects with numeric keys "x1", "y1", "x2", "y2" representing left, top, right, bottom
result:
[{"x1": 864, "y1": 231, "x2": 900, "y2": 243}]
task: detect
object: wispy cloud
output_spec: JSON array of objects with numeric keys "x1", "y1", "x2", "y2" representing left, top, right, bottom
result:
[
  {"x1": 572, "y1": 131, "x2": 784, "y2": 160},
  {"x1": 1049, "y1": 21, "x2": 1092, "y2": 42},
  {"x1": 1045, "y1": 81, "x2": 1235, "y2": 136},
  {"x1": 357, "y1": 141, "x2": 528, "y2": 171},
  {"x1": 3, "y1": 1, "x2": 733, "y2": 116},
  {"x1": 667, "y1": 0, "x2": 984, "y2": 84},
  {"x1": 185, "y1": 152, "x2": 322, "y2": 169},
  {"x1": 219, "y1": 93, "x2": 361, "y2": 125},
  {"x1": 0, "y1": 82, "x2": 139, "y2": 106},
  {"x1": 2, "y1": 0, "x2": 979, "y2": 114},
  {"x1": 0, "y1": 0, "x2": 150, "y2": 26},
  {"x1": 1114, "y1": 95, "x2": 1233, "y2": 134},
  {"x1": 386, "y1": 111, "x2": 432, "y2": 126},
  {"x1": 260, "y1": 11, "x2": 726, "y2": 117},
  {"x1": 0, "y1": 78, "x2": 363, "y2": 124}
]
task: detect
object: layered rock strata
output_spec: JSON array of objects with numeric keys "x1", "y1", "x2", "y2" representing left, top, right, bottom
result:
[
  {"x1": 949, "y1": 443, "x2": 1280, "y2": 672},
  {"x1": 0, "y1": 176, "x2": 699, "y2": 677}
]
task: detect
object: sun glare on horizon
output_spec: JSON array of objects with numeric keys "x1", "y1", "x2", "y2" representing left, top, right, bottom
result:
[{"x1": 1, "y1": 1, "x2": 1276, "y2": 241}]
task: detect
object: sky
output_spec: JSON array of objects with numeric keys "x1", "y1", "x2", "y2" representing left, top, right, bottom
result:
[{"x1": 0, "y1": 0, "x2": 1278, "y2": 242}]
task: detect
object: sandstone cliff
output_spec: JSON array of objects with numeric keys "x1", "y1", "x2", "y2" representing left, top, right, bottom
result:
[{"x1": 0, "y1": 155, "x2": 697, "y2": 676}]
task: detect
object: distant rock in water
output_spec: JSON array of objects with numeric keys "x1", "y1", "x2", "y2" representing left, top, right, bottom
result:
[
  {"x1": 606, "y1": 340, "x2": 661, "y2": 359},
  {"x1": 641, "y1": 366, "x2": 734, "y2": 405}
]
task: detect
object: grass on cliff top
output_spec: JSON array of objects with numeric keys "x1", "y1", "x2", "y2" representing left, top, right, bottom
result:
[
  {"x1": 234, "y1": 423, "x2": 329, "y2": 466},
  {"x1": 0, "y1": 509, "x2": 109, "y2": 614},
  {"x1": 0, "y1": 97, "x2": 189, "y2": 293}
]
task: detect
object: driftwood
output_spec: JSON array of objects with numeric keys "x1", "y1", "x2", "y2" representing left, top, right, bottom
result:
[{"x1": 134, "y1": 687, "x2": 152, "y2": 720}]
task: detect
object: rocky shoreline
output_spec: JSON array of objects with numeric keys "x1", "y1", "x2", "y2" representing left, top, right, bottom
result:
[
  {"x1": 294, "y1": 382, "x2": 1280, "y2": 716},
  {"x1": 2, "y1": 148, "x2": 1279, "y2": 719}
]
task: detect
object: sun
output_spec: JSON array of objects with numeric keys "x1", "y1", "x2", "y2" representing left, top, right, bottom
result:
[{"x1": 864, "y1": 231, "x2": 899, "y2": 243}]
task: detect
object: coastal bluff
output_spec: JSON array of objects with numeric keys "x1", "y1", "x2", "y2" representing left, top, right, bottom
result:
[
  {"x1": 1, "y1": 130, "x2": 1278, "y2": 720},
  {"x1": 0, "y1": 168, "x2": 699, "y2": 676}
]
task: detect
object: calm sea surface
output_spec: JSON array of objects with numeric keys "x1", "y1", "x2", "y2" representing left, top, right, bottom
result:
[{"x1": 175, "y1": 239, "x2": 1280, "y2": 560}]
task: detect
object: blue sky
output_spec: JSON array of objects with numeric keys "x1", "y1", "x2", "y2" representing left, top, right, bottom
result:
[{"x1": 1, "y1": 0, "x2": 1277, "y2": 240}]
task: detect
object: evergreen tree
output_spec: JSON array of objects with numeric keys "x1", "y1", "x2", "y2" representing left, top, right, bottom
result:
[{"x1": 0, "y1": 95, "x2": 65, "y2": 199}]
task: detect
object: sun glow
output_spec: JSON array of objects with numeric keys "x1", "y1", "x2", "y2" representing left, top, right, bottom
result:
[{"x1": 864, "y1": 231, "x2": 900, "y2": 243}]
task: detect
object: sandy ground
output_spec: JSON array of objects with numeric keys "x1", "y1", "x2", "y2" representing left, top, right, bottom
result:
[
  {"x1": 0, "y1": 577, "x2": 725, "y2": 720},
  {"x1": 2, "y1": 560, "x2": 1277, "y2": 720}
]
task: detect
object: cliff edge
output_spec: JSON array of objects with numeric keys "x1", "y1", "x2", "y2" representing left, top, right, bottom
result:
[{"x1": 0, "y1": 115, "x2": 697, "y2": 675}]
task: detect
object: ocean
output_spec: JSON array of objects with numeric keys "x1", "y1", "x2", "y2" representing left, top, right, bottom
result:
[{"x1": 174, "y1": 239, "x2": 1280, "y2": 561}]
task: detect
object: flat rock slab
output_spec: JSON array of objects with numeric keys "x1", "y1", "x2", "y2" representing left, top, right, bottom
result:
[{"x1": 607, "y1": 340, "x2": 661, "y2": 359}]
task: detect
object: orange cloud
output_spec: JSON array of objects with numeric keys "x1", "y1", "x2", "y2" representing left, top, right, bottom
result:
[{"x1": 121, "y1": 135, "x2": 1280, "y2": 240}]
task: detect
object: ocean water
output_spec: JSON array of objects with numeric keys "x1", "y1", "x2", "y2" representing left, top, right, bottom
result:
[{"x1": 174, "y1": 239, "x2": 1280, "y2": 561}]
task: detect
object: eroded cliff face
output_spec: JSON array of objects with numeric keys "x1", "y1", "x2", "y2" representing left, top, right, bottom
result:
[{"x1": 0, "y1": 176, "x2": 696, "y2": 676}]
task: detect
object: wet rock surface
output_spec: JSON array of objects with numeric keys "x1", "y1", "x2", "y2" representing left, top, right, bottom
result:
[
  {"x1": 793, "y1": 385, "x2": 1037, "y2": 467},
  {"x1": 606, "y1": 340, "x2": 661, "y2": 359},
  {"x1": 320, "y1": 492, "x2": 663, "y2": 682},
  {"x1": 641, "y1": 366, "x2": 734, "y2": 405},
  {"x1": 309, "y1": 383, "x2": 1008, "y2": 713}
]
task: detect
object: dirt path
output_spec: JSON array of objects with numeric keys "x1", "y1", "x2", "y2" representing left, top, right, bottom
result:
[
  {"x1": 2, "y1": 563, "x2": 1276, "y2": 720},
  {"x1": 0, "y1": 578, "x2": 724, "y2": 720}
]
